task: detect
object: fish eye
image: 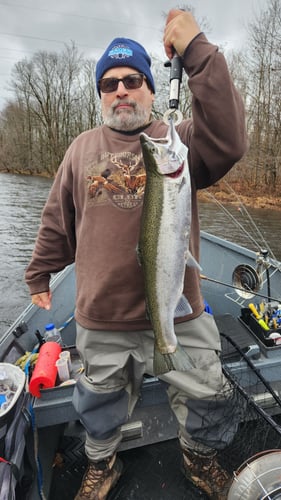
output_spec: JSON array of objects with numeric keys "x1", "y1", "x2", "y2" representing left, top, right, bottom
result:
[{"x1": 149, "y1": 145, "x2": 157, "y2": 154}]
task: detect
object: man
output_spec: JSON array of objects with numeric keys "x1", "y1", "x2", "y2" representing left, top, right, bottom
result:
[{"x1": 25, "y1": 9, "x2": 248, "y2": 500}]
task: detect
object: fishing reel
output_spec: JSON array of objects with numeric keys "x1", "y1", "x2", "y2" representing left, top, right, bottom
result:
[
  {"x1": 232, "y1": 264, "x2": 263, "y2": 299},
  {"x1": 227, "y1": 449, "x2": 281, "y2": 499},
  {"x1": 232, "y1": 249, "x2": 270, "y2": 299}
]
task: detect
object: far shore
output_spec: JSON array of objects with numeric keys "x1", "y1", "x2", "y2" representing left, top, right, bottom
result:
[{"x1": 198, "y1": 188, "x2": 281, "y2": 212}]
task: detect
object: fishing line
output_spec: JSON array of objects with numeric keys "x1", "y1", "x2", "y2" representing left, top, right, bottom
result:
[
  {"x1": 223, "y1": 181, "x2": 277, "y2": 261},
  {"x1": 204, "y1": 186, "x2": 281, "y2": 275},
  {"x1": 204, "y1": 190, "x2": 263, "y2": 252}
]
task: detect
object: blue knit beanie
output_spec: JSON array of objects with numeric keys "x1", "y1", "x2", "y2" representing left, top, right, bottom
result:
[{"x1": 96, "y1": 38, "x2": 155, "y2": 96}]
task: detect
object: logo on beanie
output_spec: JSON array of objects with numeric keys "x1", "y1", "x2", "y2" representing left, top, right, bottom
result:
[{"x1": 108, "y1": 44, "x2": 133, "y2": 60}]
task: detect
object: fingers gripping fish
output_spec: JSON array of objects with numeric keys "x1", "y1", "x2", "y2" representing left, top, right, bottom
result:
[{"x1": 138, "y1": 119, "x2": 200, "y2": 375}]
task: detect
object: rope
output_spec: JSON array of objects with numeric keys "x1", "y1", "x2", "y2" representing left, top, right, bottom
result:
[{"x1": 29, "y1": 403, "x2": 47, "y2": 500}]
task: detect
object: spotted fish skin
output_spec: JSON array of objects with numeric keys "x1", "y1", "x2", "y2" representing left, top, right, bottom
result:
[{"x1": 139, "y1": 120, "x2": 199, "y2": 375}]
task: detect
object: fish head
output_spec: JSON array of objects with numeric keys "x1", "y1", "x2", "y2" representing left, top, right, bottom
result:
[{"x1": 140, "y1": 119, "x2": 188, "y2": 177}]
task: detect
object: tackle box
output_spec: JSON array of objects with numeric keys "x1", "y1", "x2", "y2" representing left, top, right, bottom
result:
[{"x1": 240, "y1": 307, "x2": 281, "y2": 353}]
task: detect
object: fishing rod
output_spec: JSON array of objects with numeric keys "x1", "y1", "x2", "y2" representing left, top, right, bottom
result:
[{"x1": 200, "y1": 274, "x2": 281, "y2": 303}]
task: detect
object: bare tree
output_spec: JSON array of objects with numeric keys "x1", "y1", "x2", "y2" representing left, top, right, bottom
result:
[
  {"x1": 2, "y1": 43, "x2": 100, "y2": 175},
  {"x1": 245, "y1": 0, "x2": 281, "y2": 190},
  {"x1": 0, "y1": 102, "x2": 32, "y2": 173}
]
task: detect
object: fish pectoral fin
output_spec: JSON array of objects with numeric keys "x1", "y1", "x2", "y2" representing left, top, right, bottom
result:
[
  {"x1": 145, "y1": 303, "x2": 151, "y2": 321},
  {"x1": 174, "y1": 294, "x2": 192, "y2": 318},
  {"x1": 186, "y1": 251, "x2": 202, "y2": 271},
  {"x1": 136, "y1": 244, "x2": 142, "y2": 267},
  {"x1": 153, "y1": 342, "x2": 194, "y2": 375}
]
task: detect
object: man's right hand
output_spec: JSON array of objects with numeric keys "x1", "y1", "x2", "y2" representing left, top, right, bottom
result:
[
  {"x1": 31, "y1": 291, "x2": 52, "y2": 310},
  {"x1": 164, "y1": 9, "x2": 201, "y2": 60}
]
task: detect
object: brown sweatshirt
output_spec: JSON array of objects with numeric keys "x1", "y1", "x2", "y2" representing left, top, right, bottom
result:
[{"x1": 25, "y1": 34, "x2": 248, "y2": 331}]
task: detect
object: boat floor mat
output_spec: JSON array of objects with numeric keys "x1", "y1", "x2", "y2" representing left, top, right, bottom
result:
[
  {"x1": 49, "y1": 436, "x2": 208, "y2": 499},
  {"x1": 49, "y1": 417, "x2": 281, "y2": 500}
]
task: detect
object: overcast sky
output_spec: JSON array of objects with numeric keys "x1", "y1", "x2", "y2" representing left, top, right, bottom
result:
[{"x1": 0, "y1": 0, "x2": 262, "y2": 110}]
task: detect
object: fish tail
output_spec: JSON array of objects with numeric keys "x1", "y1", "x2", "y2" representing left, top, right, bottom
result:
[{"x1": 153, "y1": 342, "x2": 194, "y2": 375}]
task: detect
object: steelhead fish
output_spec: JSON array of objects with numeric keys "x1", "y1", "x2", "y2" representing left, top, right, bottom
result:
[{"x1": 138, "y1": 119, "x2": 200, "y2": 375}]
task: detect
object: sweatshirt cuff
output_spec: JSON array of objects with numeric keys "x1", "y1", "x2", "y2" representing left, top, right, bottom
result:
[
  {"x1": 26, "y1": 278, "x2": 50, "y2": 296},
  {"x1": 182, "y1": 32, "x2": 218, "y2": 76},
  {"x1": 182, "y1": 31, "x2": 204, "y2": 56}
]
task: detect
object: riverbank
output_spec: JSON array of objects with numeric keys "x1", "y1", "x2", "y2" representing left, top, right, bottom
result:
[{"x1": 199, "y1": 184, "x2": 281, "y2": 211}]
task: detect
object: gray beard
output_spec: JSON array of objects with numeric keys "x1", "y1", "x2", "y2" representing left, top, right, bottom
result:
[{"x1": 103, "y1": 100, "x2": 151, "y2": 131}]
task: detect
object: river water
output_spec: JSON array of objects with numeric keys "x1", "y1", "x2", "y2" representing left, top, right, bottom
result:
[{"x1": 0, "y1": 172, "x2": 280, "y2": 335}]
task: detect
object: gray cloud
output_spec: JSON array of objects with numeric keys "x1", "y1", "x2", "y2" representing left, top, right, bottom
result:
[{"x1": 0, "y1": 0, "x2": 260, "y2": 109}]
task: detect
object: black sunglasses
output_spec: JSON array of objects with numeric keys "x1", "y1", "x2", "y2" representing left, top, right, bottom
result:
[{"x1": 99, "y1": 73, "x2": 145, "y2": 93}]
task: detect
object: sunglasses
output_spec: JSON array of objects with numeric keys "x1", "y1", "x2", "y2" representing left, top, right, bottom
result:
[{"x1": 99, "y1": 73, "x2": 145, "y2": 93}]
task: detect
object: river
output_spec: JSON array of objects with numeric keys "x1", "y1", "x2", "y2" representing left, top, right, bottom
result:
[{"x1": 0, "y1": 172, "x2": 280, "y2": 335}]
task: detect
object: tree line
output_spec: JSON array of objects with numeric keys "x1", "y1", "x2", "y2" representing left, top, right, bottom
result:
[{"x1": 0, "y1": 0, "x2": 281, "y2": 195}]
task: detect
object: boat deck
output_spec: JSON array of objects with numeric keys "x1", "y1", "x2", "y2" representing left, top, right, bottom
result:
[
  {"x1": 50, "y1": 436, "x2": 207, "y2": 499},
  {"x1": 49, "y1": 415, "x2": 281, "y2": 500}
]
